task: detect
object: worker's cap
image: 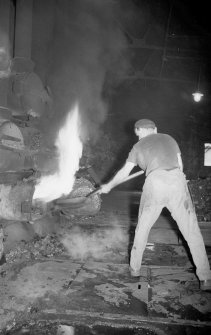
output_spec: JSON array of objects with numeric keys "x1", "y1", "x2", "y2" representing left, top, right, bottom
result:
[{"x1": 134, "y1": 119, "x2": 156, "y2": 129}]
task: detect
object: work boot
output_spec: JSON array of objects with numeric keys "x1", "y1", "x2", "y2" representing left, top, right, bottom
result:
[
  {"x1": 129, "y1": 266, "x2": 141, "y2": 277},
  {"x1": 200, "y1": 280, "x2": 211, "y2": 291}
]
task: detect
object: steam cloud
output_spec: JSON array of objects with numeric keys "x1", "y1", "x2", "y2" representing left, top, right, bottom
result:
[
  {"x1": 45, "y1": 0, "x2": 130, "y2": 144},
  {"x1": 61, "y1": 224, "x2": 128, "y2": 260}
]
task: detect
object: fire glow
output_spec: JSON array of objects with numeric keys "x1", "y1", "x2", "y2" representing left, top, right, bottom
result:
[{"x1": 33, "y1": 104, "x2": 83, "y2": 202}]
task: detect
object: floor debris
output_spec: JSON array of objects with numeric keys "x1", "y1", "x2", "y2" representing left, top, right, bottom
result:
[{"x1": 0, "y1": 191, "x2": 211, "y2": 334}]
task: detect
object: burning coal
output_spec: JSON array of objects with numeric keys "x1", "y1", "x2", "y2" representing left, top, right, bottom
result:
[{"x1": 33, "y1": 104, "x2": 83, "y2": 202}]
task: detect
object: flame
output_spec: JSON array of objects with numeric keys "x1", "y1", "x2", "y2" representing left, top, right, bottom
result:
[{"x1": 33, "y1": 104, "x2": 83, "y2": 202}]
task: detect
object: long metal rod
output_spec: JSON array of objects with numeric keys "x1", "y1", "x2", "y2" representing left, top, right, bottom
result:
[
  {"x1": 159, "y1": 0, "x2": 174, "y2": 79},
  {"x1": 92, "y1": 170, "x2": 145, "y2": 196},
  {"x1": 120, "y1": 170, "x2": 144, "y2": 183}
]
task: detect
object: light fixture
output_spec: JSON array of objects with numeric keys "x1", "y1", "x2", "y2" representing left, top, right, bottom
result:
[
  {"x1": 192, "y1": 91, "x2": 204, "y2": 102},
  {"x1": 192, "y1": 63, "x2": 204, "y2": 102}
]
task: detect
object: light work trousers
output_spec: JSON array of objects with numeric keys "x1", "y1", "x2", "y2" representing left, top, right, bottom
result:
[{"x1": 130, "y1": 169, "x2": 211, "y2": 281}]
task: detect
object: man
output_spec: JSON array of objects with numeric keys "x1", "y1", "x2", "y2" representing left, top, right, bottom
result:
[{"x1": 99, "y1": 119, "x2": 211, "y2": 290}]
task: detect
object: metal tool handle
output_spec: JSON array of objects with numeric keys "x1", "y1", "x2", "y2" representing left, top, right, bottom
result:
[
  {"x1": 121, "y1": 170, "x2": 144, "y2": 183},
  {"x1": 89, "y1": 170, "x2": 144, "y2": 197}
]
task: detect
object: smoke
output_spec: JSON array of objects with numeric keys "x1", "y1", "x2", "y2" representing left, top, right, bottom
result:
[
  {"x1": 61, "y1": 222, "x2": 128, "y2": 260},
  {"x1": 45, "y1": 0, "x2": 131, "y2": 144},
  {"x1": 0, "y1": 30, "x2": 11, "y2": 78}
]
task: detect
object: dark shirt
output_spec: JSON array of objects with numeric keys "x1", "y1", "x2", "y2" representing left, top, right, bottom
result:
[{"x1": 127, "y1": 133, "x2": 181, "y2": 176}]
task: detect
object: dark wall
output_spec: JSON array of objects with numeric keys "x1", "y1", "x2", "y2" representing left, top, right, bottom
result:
[
  {"x1": 30, "y1": 0, "x2": 211, "y2": 185},
  {"x1": 107, "y1": 80, "x2": 211, "y2": 180}
]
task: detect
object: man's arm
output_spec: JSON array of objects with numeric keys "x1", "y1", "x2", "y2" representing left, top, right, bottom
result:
[
  {"x1": 177, "y1": 153, "x2": 183, "y2": 172},
  {"x1": 99, "y1": 161, "x2": 135, "y2": 194}
]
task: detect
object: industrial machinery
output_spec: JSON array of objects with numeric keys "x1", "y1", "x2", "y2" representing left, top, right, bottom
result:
[
  {"x1": 0, "y1": 104, "x2": 102, "y2": 223},
  {"x1": 0, "y1": 170, "x2": 101, "y2": 224}
]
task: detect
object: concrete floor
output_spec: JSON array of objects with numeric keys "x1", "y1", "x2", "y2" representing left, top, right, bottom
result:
[{"x1": 0, "y1": 190, "x2": 211, "y2": 334}]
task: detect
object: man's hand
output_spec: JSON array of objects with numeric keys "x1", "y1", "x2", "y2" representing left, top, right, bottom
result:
[
  {"x1": 98, "y1": 183, "x2": 112, "y2": 194},
  {"x1": 98, "y1": 162, "x2": 135, "y2": 195}
]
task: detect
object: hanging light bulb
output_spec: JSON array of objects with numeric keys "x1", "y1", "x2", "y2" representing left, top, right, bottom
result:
[
  {"x1": 192, "y1": 91, "x2": 204, "y2": 102},
  {"x1": 192, "y1": 63, "x2": 204, "y2": 102}
]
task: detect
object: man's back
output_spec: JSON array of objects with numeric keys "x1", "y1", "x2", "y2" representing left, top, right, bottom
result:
[{"x1": 127, "y1": 133, "x2": 181, "y2": 175}]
